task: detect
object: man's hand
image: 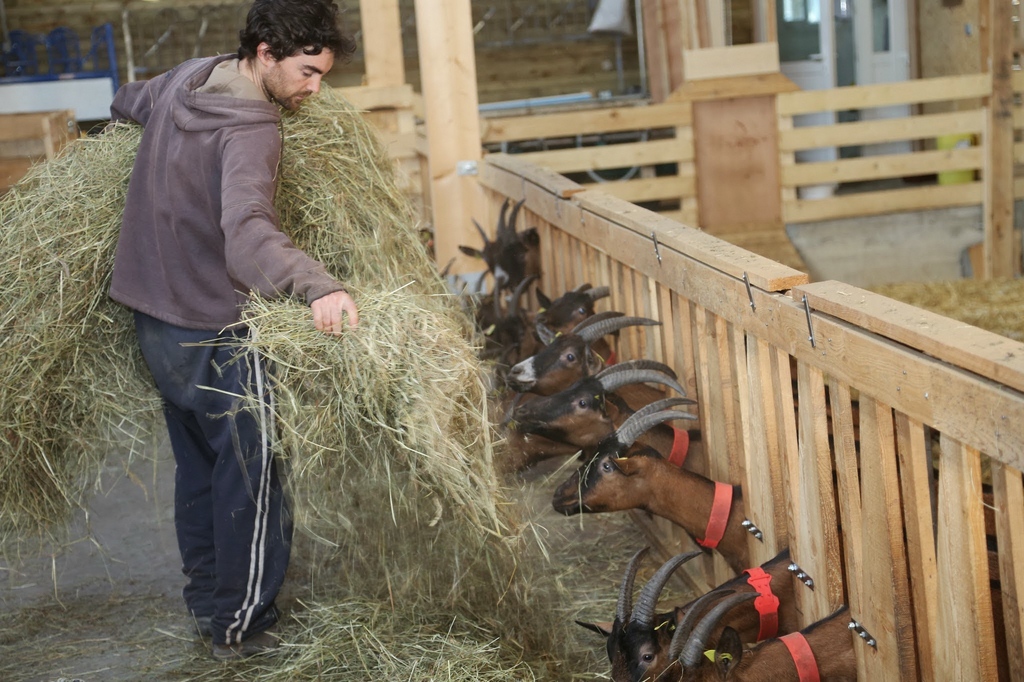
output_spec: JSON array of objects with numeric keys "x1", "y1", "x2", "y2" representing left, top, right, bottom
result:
[{"x1": 311, "y1": 290, "x2": 358, "y2": 335}]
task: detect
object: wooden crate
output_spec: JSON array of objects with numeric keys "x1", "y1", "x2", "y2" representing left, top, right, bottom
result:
[{"x1": 0, "y1": 110, "x2": 78, "y2": 194}]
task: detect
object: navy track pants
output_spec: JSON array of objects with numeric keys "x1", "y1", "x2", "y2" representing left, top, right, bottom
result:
[{"x1": 133, "y1": 311, "x2": 291, "y2": 645}]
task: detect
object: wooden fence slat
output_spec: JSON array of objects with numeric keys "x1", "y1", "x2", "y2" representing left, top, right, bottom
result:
[
  {"x1": 788, "y1": 362, "x2": 844, "y2": 623},
  {"x1": 776, "y1": 73, "x2": 993, "y2": 116},
  {"x1": 828, "y1": 378, "x2": 862, "y2": 613},
  {"x1": 992, "y1": 463, "x2": 1024, "y2": 679},
  {"x1": 513, "y1": 138, "x2": 693, "y2": 173},
  {"x1": 778, "y1": 110, "x2": 985, "y2": 152},
  {"x1": 783, "y1": 181, "x2": 983, "y2": 223},
  {"x1": 934, "y1": 436, "x2": 998, "y2": 679},
  {"x1": 480, "y1": 102, "x2": 693, "y2": 143},
  {"x1": 894, "y1": 413, "x2": 939, "y2": 682},
  {"x1": 855, "y1": 397, "x2": 917, "y2": 680},
  {"x1": 780, "y1": 147, "x2": 984, "y2": 188},
  {"x1": 580, "y1": 174, "x2": 697, "y2": 204}
]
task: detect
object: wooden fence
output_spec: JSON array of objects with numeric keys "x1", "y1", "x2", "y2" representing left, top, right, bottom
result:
[
  {"x1": 477, "y1": 71, "x2": 1023, "y2": 243},
  {"x1": 478, "y1": 152, "x2": 1024, "y2": 680}
]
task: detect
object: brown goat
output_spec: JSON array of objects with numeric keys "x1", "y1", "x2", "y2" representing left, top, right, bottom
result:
[
  {"x1": 670, "y1": 596, "x2": 856, "y2": 681},
  {"x1": 458, "y1": 197, "x2": 540, "y2": 294},
  {"x1": 580, "y1": 548, "x2": 800, "y2": 682},
  {"x1": 552, "y1": 409, "x2": 754, "y2": 574}
]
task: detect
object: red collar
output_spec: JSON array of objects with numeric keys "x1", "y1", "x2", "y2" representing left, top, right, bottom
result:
[
  {"x1": 605, "y1": 349, "x2": 617, "y2": 366},
  {"x1": 695, "y1": 482, "x2": 732, "y2": 549},
  {"x1": 742, "y1": 567, "x2": 780, "y2": 640},
  {"x1": 667, "y1": 427, "x2": 689, "y2": 467},
  {"x1": 779, "y1": 633, "x2": 821, "y2": 682}
]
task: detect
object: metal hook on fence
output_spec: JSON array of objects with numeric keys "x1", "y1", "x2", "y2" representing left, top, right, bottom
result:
[
  {"x1": 651, "y1": 231, "x2": 661, "y2": 265},
  {"x1": 802, "y1": 295, "x2": 816, "y2": 348},
  {"x1": 787, "y1": 561, "x2": 815, "y2": 590},
  {"x1": 743, "y1": 272, "x2": 756, "y2": 312}
]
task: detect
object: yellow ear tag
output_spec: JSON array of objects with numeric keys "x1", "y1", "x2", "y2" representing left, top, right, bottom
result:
[
  {"x1": 484, "y1": 324, "x2": 496, "y2": 335},
  {"x1": 704, "y1": 650, "x2": 716, "y2": 662},
  {"x1": 538, "y1": 307, "x2": 546, "y2": 313}
]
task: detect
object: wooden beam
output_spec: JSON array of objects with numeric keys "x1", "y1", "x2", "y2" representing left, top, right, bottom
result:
[
  {"x1": 981, "y1": 0, "x2": 1017, "y2": 278},
  {"x1": 412, "y1": 0, "x2": 486, "y2": 276},
  {"x1": 359, "y1": 0, "x2": 405, "y2": 88}
]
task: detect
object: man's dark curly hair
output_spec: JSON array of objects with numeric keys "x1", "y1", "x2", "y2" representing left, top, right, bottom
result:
[{"x1": 238, "y1": 0, "x2": 357, "y2": 62}]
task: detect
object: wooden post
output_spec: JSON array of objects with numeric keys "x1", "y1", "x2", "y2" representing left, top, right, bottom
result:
[
  {"x1": 359, "y1": 0, "x2": 404, "y2": 88},
  {"x1": 980, "y1": 0, "x2": 1017, "y2": 278},
  {"x1": 412, "y1": 0, "x2": 486, "y2": 275}
]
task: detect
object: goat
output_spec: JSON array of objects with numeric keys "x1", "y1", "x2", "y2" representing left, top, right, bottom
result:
[
  {"x1": 507, "y1": 367, "x2": 696, "y2": 465},
  {"x1": 507, "y1": 311, "x2": 663, "y2": 395},
  {"x1": 477, "y1": 274, "x2": 540, "y2": 369},
  {"x1": 669, "y1": 594, "x2": 855, "y2": 681},
  {"x1": 580, "y1": 548, "x2": 799, "y2": 682},
  {"x1": 458, "y1": 198, "x2": 540, "y2": 294},
  {"x1": 552, "y1": 407, "x2": 754, "y2": 573},
  {"x1": 535, "y1": 283, "x2": 615, "y2": 368},
  {"x1": 501, "y1": 362, "x2": 690, "y2": 472}
]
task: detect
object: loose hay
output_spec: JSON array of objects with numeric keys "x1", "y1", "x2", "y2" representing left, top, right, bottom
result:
[
  {"x1": 0, "y1": 88, "x2": 608, "y2": 678},
  {"x1": 872, "y1": 278, "x2": 1024, "y2": 342}
]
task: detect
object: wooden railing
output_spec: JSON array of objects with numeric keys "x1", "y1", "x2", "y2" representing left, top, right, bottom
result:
[{"x1": 478, "y1": 152, "x2": 1024, "y2": 680}]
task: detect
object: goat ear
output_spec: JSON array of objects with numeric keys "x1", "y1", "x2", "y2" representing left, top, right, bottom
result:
[
  {"x1": 459, "y1": 245, "x2": 483, "y2": 259},
  {"x1": 575, "y1": 620, "x2": 613, "y2": 638},
  {"x1": 521, "y1": 226, "x2": 540, "y2": 246},
  {"x1": 536, "y1": 289, "x2": 551, "y2": 309},
  {"x1": 714, "y1": 627, "x2": 743, "y2": 677}
]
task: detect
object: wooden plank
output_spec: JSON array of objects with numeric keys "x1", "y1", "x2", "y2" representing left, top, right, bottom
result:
[
  {"x1": 513, "y1": 138, "x2": 693, "y2": 174},
  {"x1": 894, "y1": 413, "x2": 939, "y2": 682},
  {"x1": 0, "y1": 158, "x2": 35, "y2": 190},
  {"x1": 933, "y1": 436, "x2": 998, "y2": 679},
  {"x1": 778, "y1": 110, "x2": 986, "y2": 153},
  {"x1": 777, "y1": 74, "x2": 993, "y2": 117},
  {"x1": 580, "y1": 175, "x2": 696, "y2": 204},
  {"x1": 479, "y1": 154, "x2": 585, "y2": 202},
  {"x1": 783, "y1": 182, "x2": 983, "y2": 223},
  {"x1": 575, "y1": 190, "x2": 808, "y2": 291},
  {"x1": 413, "y1": 0, "x2": 485, "y2": 276},
  {"x1": 359, "y1": 0, "x2": 404, "y2": 88},
  {"x1": 992, "y1": 462, "x2": 1024, "y2": 680},
  {"x1": 797, "y1": 281, "x2": 1024, "y2": 394},
  {"x1": 694, "y1": 95, "x2": 782, "y2": 232},
  {"x1": 787, "y1": 362, "x2": 843, "y2": 622},
  {"x1": 829, "y1": 378, "x2": 863, "y2": 623},
  {"x1": 855, "y1": 396, "x2": 917, "y2": 680},
  {"x1": 668, "y1": 71, "x2": 799, "y2": 103},
  {"x1": 983, "y1": 0, "x2": 1018, "y2": 278},
  {"x1": 682, "y1": 42, "x2": 780, "y2": 81},
  {"x1": 780, "y1": 147, "x2": 984, "y2": 187},
  {"x1": 480, "y1": 103, "x2": 693, "y2": 143},
  {"x1": 739, "y1": 334, "x2": 787, "y2": 561},
  {"x1": 0, "y1": 110, "x2": 75, "y2": 144}
]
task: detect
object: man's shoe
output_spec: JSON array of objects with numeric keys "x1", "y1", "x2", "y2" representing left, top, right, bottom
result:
[
  {"x1": 211, "y1": 630, "x2": 280, "y2": 660},
  {"x1": 192, "y1": 615, "x2": 213, "y2": 638}
]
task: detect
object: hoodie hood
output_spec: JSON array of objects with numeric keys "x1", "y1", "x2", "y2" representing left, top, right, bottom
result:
[{"x1": 171, "y1": 55, "x2": 281, "y2": 132}]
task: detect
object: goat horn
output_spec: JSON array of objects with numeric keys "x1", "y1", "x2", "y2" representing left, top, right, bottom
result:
[
  {"x1": 616, "y1": 547, "x2": 651, "y2": 623},
  {"x1": 506, "y1": 198, "x2": 526, "y2": 234},
  {"x1": 596, "y1": 366, "x2": 687, "y2": 399},
  {"x1": 615, "y1": 409, "x2": 696, "y2": 450},
  {"x1": 666, "y1": 589, "x2": 736, "y2": 662},
  {"x1": 572, "y1": 282, "x2": 593, "y2": 293},
  {"x1": 509, "y1": 274, "x2": 538, "y2": 313},
  {"x1": 595, "y1": 358, "x2": 678, "y2": 382},
  {"x1": 632, "y1": 551, "x2": 703, "y2": 628},
  {"x1": 627, "y1": 397, "x2": 698, "y2": 424},
  {"x1": 585, "y1": 285, "x2": 611, "y2": 302},
  {"x1": 679, "y1": 592, "x2": 759, "y2": 669},
  {"x1": 472, "y1": 218, "x2": 492, "y2": 246},
  {"x1": 497, "y1": 198, "x2": 511, "y2": 235},
  {"x1": 574, "y1": 313, "x2": 662, "y2": 344}
]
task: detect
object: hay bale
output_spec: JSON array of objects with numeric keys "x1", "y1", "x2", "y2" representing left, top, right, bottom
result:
[{"x1": 0, "y1": 88, "x2": 598, "y2": 677}]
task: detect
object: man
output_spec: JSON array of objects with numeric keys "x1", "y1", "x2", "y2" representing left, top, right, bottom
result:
[{"x1": 109, "y1": 0, "x2": 357, "y2": 660}]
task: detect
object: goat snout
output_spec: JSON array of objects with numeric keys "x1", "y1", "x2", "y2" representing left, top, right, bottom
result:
[{"x1": 506, "y1": 359, "x2": 536, "y2": 391}]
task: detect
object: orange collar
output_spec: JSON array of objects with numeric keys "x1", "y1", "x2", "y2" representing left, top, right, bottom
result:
[
  {"x1": 742, "y1": 567, "x2": 780, "y2": 641},
  {"x1": 667, "y1": 426, "x2": 689, "y2": 467},
  {"x1": 695, "y1": 482, "x2": 732, "y2": 549},
  {"x1": 779, "y1": 633, "x2": 821, "y2": 682}
]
